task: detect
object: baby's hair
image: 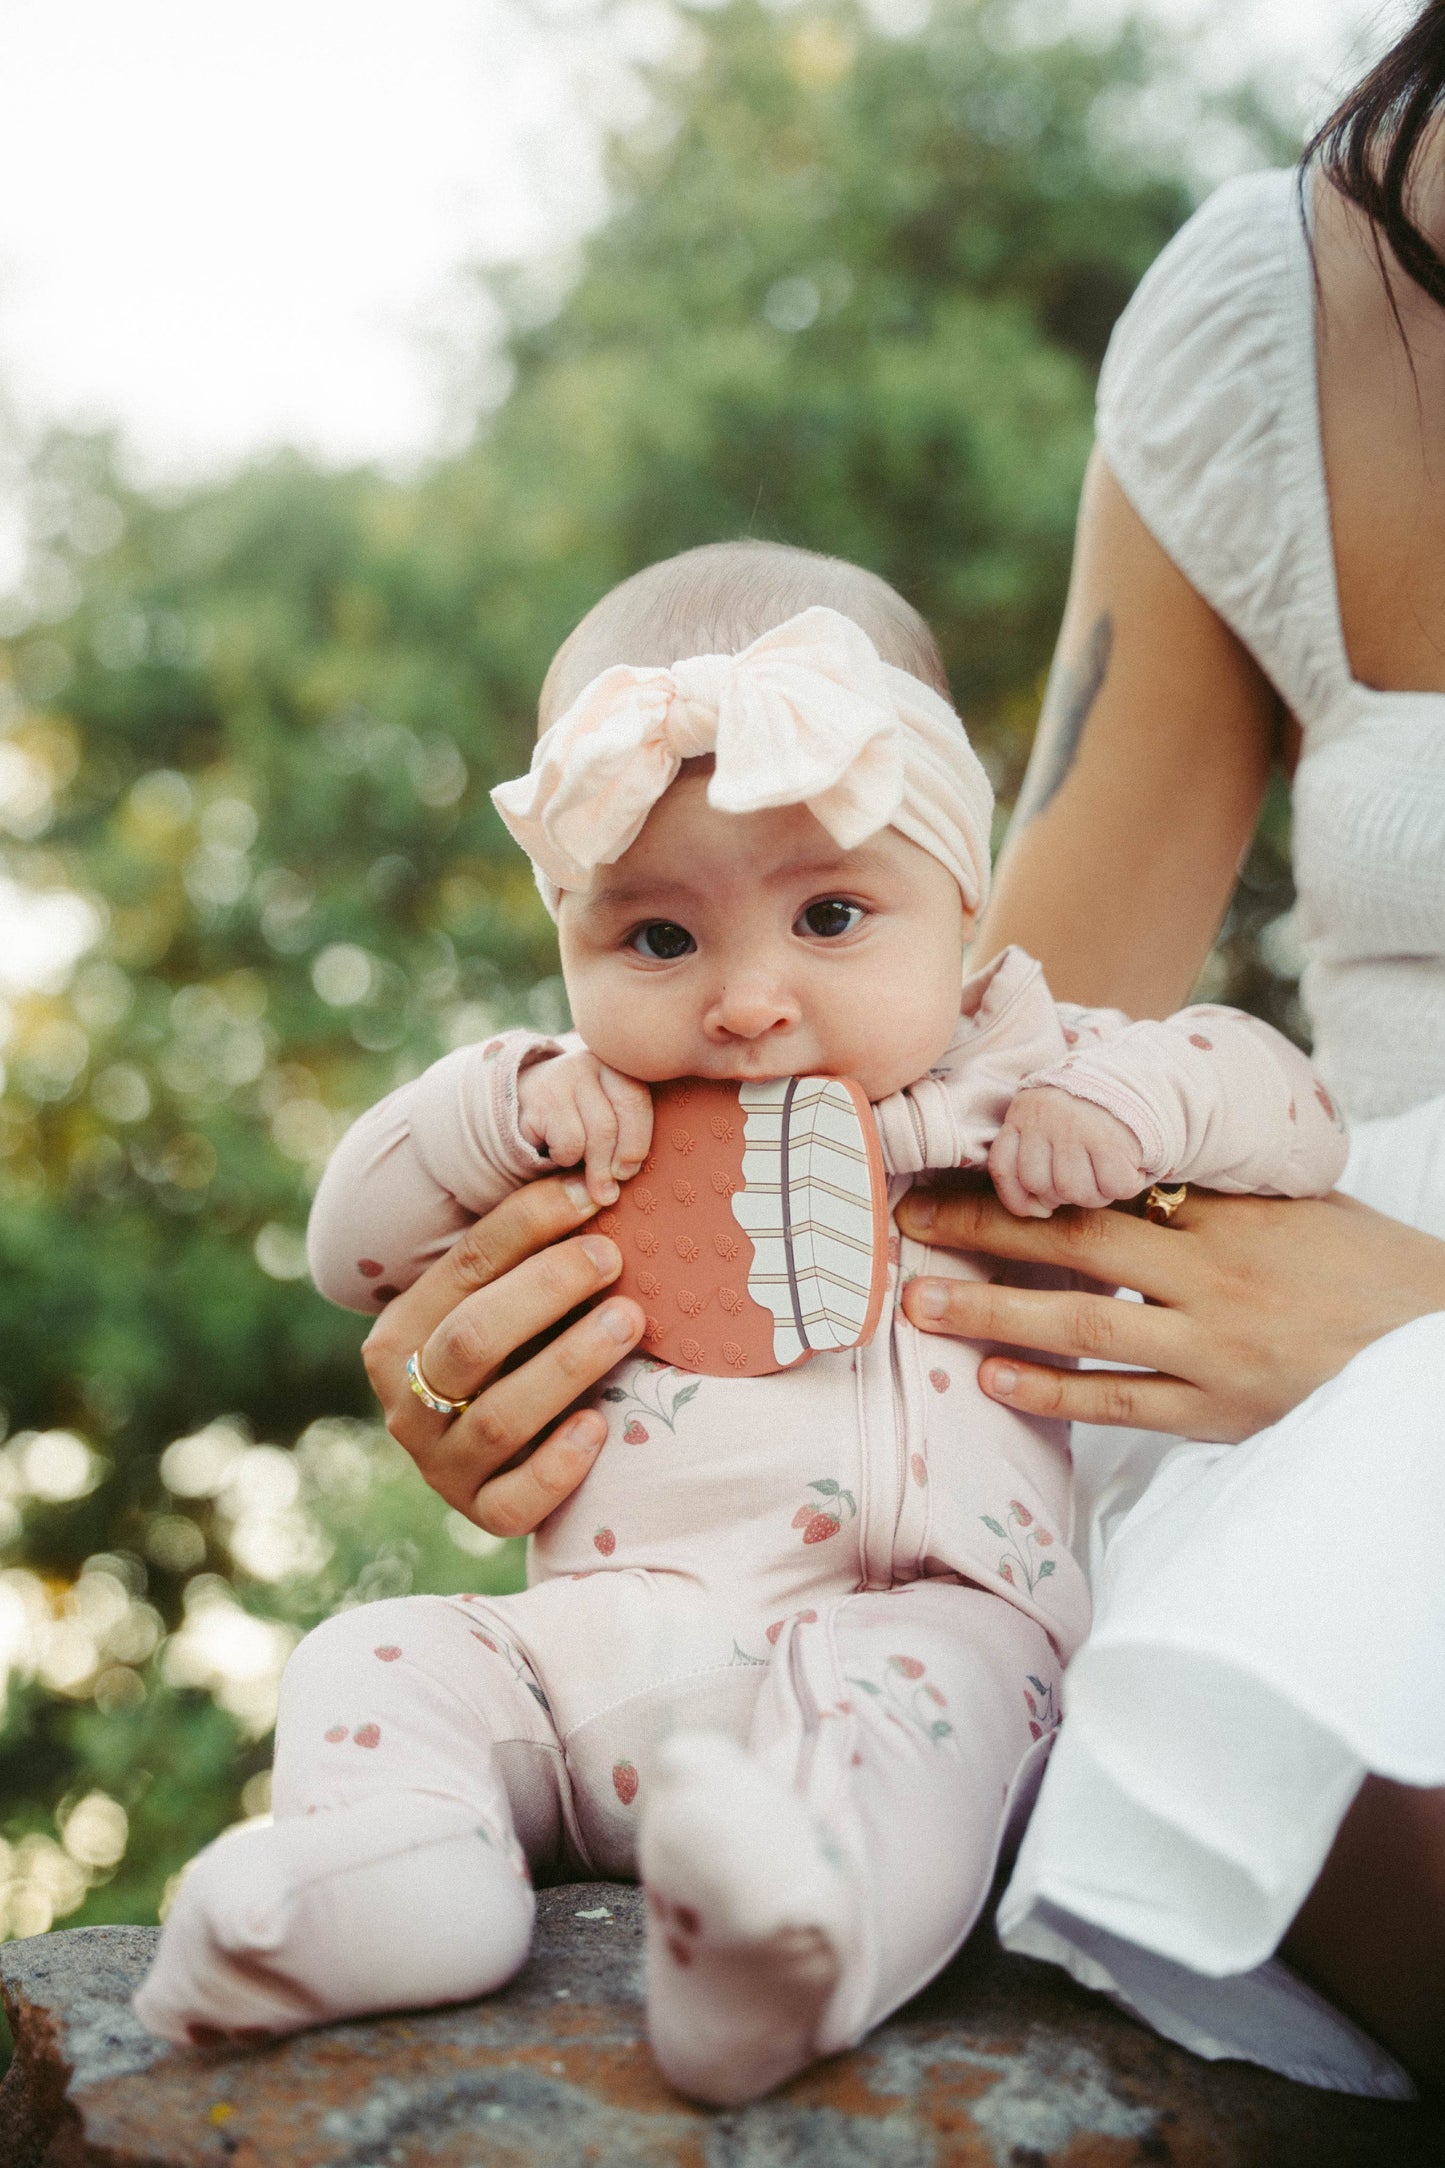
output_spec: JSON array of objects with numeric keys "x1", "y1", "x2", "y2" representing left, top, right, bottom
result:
[{"x1": 540, "y1": 540, "x2": 951, "y2": 729}]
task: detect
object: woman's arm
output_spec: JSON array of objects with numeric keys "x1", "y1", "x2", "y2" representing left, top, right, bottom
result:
[
  {"x1": 974, "y1": 452, "x2": 1279, "y2": 1015},
  {"x1": 935, "y1": 448, "x2": 1445, "y2": 1437}
]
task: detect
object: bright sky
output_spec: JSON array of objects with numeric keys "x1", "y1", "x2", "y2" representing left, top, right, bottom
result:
[
  {"x1": 0, "y1": 0, "x2": 615, "y2": 479},
  {"x1": 0, "y1": 0, "x2": 1406, "y2": 482}
]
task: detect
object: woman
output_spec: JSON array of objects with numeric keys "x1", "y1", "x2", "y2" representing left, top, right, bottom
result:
[
  {"x1": 362, "y1": 2, "x2": 1445, "y2": 2098},
  {"x1": 898, "y1": 4, "x2": 1445, "y2": 2098}
]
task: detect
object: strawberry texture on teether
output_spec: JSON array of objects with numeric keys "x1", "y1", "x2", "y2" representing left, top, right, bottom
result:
[{"x1": 606, "y1": 1077, "x2": 889, "y2": 1379}]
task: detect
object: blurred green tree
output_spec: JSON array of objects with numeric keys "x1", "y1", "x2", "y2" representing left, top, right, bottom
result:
[{"x1": 0, "y1": 0, "x2": 1294, "y2": 1944}]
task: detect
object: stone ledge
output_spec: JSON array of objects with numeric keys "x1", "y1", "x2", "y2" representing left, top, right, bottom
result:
[{"x1": 2, "y1": 1889, "x2": 1442, "y2": 2166}]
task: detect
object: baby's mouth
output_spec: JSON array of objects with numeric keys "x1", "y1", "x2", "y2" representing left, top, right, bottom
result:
[{"x1": 696, "y1": 1055, "x2": 837, "y2": 1085}]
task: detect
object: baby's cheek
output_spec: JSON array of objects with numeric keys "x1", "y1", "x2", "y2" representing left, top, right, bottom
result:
[
  {"x1": 852, "y1": 1006, "x2": 959, "y2": 1103},
  {"x1": 566, "y1": 1001, "x2": 643, "y2": 1079},
  {"x1": 565, "y1": 974, "x2": 693, "y2": 1087}
]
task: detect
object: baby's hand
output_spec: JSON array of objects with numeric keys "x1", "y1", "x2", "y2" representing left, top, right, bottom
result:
[
  {"x1": 988, "y1": 1086, "x2": 1146, "y2": 1218},
  {"x1": 517, "y1": 1051, "x2": 654, "y2": 1206}
]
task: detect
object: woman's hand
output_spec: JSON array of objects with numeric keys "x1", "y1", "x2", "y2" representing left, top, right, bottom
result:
[
  {"x1": 898, "y1": 1181, "x2": 1445, "y2": 1442},
  {"x1": 362, "y1": 1174, "x2": 645, "y2": 1536}
]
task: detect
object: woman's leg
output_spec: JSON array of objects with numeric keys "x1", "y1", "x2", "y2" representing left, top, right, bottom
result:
[
  {"x1": 133, "y1": 1595, "x2": 564, "y2": 2043},
  {"x1": 999, "y1": 1314, "x2": 1445, "y2": 2097},
  {"x1": 638, "y1": 1583, "x2": 1059, "y2": 2103},
  {"x1": 1284, "y1": 1777, "x2": 1445, "y2": 2089}
]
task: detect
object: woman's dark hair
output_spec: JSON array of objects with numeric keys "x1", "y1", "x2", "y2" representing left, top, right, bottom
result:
[{"x1": 1307, "y1": 0, "x2": 1445, "y2": 306}]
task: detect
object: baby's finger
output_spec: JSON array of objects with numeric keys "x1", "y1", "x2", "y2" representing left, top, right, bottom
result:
[
  {"x1": 1089, "y1": 1138, "x2": 1147, "y2": 1205},
  {"x1": 1053, "y1": 1142, "x2": 1111, "y2": 1210},
  {"x1": 540, "y1": 1089, "x2": 588, "y2": 1176},
  {"x1": 599, "y1": 1067, "x2": 653, "y2": 1178},
  {"x1": 1015, "y1": 1129, "x2": 1058, "y2": 1212},
  {"x1": 986, "y1": 1128, "x2": 1029, "y2": 1217},
  {"x1": 574, "y1": 1073, "x2": 621, "y2": 1205}
]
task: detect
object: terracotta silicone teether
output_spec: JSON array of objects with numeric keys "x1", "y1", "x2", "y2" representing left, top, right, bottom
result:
[{"x1": 599, "y1": 1076, "x2": 889, "y2": 1378}]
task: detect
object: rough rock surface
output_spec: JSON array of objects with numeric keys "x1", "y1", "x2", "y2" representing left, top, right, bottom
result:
[{"x1": 2, "y1": 1888, "x2": 1442, "y2": 2166}]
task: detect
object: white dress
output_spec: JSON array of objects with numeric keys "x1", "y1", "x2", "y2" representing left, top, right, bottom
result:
[{"x1": 996, "y1": 166, "x2": 1445, "y2": 2101}]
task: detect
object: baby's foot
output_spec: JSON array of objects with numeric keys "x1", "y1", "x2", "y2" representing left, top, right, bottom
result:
[
  {"x1": 132, "y1": 1820, "x2": 333, "y2": 2045},
  {"x1": 638, "y1": 1732, "x2": 858, "y2": 2105},
  {"x1": 133, "y1": 1796, "x2": 534, "y2": 2045}
]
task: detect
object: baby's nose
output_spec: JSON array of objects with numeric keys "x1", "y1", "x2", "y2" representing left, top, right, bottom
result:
[{"x1": 704, "y1": 976, "x2": 800, "y2": 1042}]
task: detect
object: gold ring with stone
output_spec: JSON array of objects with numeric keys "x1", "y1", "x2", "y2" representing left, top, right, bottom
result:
[
  {"x1": 1144, "y1": 1182, "x2": 1189, "y2": 1225},
  {"x1": 406, "y1": 1349, "x2": 473, "y2": 1416}
]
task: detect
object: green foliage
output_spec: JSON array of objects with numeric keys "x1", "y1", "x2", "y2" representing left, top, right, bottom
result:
[{"x1": 0, "y1": 0, "x2": 1296, "y2": 1945}]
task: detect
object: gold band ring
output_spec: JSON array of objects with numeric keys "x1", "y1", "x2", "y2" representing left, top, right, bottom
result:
[
  {"x1": 406, "y1": 1349, "x2": 474, "y2": 1416},
  {"x1": 1144, "y1": 1182, "x2": 1189, "y2": 1225}
]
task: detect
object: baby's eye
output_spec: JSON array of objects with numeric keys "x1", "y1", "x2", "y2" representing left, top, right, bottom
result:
[
  {"x1": 628, "y1": 920, "x2": 696, "y2": 961},
  {"x1": 797, "y1": 899, "x2": 865, "y2": 939}
]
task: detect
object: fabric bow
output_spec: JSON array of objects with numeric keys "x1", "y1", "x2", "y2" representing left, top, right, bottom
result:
[{"x1": 492, "y1": 604, "x2": 993, "y2": 915}]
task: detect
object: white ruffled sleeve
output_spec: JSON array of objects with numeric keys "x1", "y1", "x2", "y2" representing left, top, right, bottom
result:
[{"x1": 1096, "y1": 167, "x2": 1347, "y2": 727}]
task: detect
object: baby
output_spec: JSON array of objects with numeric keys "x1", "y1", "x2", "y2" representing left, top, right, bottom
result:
[{"x1": 135, "y1": 541, "x2": 1346, "y2": 2101}]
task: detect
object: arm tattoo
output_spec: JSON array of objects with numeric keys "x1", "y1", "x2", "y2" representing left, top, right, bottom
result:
[{"x1": 1014, "y1": 612, "x2": 1113, "y2": 828}]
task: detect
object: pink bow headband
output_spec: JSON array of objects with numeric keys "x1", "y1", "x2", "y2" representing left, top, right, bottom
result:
[{"x1": 491, "y1": 605, "x2": 994, "y2": 917}]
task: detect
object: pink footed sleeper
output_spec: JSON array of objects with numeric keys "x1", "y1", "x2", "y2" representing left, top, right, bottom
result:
[{"x1": 135, "y1": 943, "x2": 1344, "y2": 2100}]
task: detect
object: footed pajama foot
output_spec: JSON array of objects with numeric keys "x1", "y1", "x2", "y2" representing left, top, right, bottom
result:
[
  {"x1": 133, "y1": 1795, "x2": 535, "y2": 2045},
  {"x1": 132, "y1": 1820, "x2": 325, "y2": 2045},
  {"x1": 638, "y1": 1732, "x2": 859, "y2": 2105}
]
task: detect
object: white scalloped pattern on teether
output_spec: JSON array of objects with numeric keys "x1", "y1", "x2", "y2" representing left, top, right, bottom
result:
[{"x1": 732, "y1": 1078, "x2": 880, "y2": 1368}]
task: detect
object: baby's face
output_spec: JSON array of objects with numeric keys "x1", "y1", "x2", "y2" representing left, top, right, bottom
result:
[{"x1": 557, "y1": 769, "x2": 968, "y2": 1101}]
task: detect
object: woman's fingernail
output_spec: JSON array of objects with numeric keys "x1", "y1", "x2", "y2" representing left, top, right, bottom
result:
[
  {"x1": 597, "y1": 1300, "x2": 639, "y2": 1342},
  {"x1": 580, "y1": 1235, "x2": 619, "y2": 1273},
  {"x1": 597, "y1": 1178, "x2": 619, "y2": 1205},
  {"x1": 907, "y1": 1193, "x2": 936, "y2": 1231},
  {"x1": 563, "y1": 1177, "x2": 596, "y2": 1214},
  {"x1": 558, "y1": 1412, "x2": 605, "y2": 1455},
  {"x1": 913, "y1": 1281, "x2": 947, "y2": 1320},
  {"x1": 990, "y1": 1364, "x2": 1020, "y2": 1396}
]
